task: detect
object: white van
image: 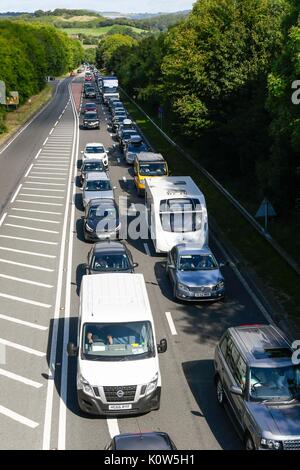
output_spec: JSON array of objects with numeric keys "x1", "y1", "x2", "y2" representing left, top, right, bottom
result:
[
  {"x1": 145, "y1": 176, "x2": 208, "y2": 253},
  {"x1": 67, "y1": 273, "x2": 167, "y2": 416}
]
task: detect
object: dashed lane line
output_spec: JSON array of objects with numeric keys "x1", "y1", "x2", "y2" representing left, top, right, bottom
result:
[
  {"x1": 0, "y1": 213, "x2": 7, "y2": 227},
  {"x1": 10, "y1": 184, "x2": 22, "y2": 203},
  {"x1": 165, "y1": 312, "x2": 178, "y2": 336}
]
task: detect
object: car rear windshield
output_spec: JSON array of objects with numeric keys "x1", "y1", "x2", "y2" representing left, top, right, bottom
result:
[
  {"x1": 85, "y1": 180, "x2": 112, "y2": 191},
  {"x1": 159, "y1": 198, "x2": 202, "y2": 233},
  {"x1": 85, "y1": 113, "x2": 98, "y2": 120},
  {"x1": 139, "y1": 162, "x2": 167, "y2": 176},
  {"x1": 85, "y1": 146, "x2": 104, "y2": 153},
  {"x1": 82, "y1": 321, "x2": 155, "y2": 361},
  {"x1": 82, "y1": 162, "x2": 105, "y2": 172}
]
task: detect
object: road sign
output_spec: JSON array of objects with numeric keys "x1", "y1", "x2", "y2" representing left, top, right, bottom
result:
[
  {"x1": 0, "y1": 81, "x2": 6, "y2": 104},
  {"x1": 255, "y1": 198, "x2": 276, "y2": 231}
]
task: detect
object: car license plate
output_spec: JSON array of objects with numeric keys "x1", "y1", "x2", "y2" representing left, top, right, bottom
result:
[
  {"x1": 108, "y1": 404, "x2": 132, "y2": 410},
  {"x1": 195, "y1": 292, "x2": 211, "y2": 297}
]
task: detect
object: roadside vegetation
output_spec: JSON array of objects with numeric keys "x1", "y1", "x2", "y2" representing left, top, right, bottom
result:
[{"x1": 96, "y1": 0, "x2": 300, "y2": 266}]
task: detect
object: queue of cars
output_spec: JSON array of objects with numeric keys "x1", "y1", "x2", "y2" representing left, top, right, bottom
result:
[{"x1": 70, "y1": 67, "x2": 300, "y2": 450}]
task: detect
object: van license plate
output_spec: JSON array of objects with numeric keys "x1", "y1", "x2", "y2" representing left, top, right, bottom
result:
[
  {"x1": 195, "y1": 292, "x2": 210, "y2": 297},
  {"x1": 108, "y1": 404, "x2": 132, "y2": 410}
]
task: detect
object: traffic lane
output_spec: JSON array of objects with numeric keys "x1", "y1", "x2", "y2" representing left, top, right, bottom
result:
[{"x1": 0, "y1": 79, "x2": 71, "y2": 215}]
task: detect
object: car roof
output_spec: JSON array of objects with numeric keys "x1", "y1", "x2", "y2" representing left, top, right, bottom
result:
[
  {"x1": 85, "y1": 142, "x2": 104, "y2": 147},
  {"x1": 85, "y1": 172, "x2": 109, "y2": 181},
  {"x1": 123, "y1": 119, "x2": 132, "y2": 124},
  {"x1": 128, "y1": 136, "x2": 143, "y2": 143},
  {"x1": 136, "y1": 152, "x2": 164, "y2": 163},
  {"x1": 228, "y1": 324, "x2": 293, "y2": 367},
  {"x1": 113, "y1": 432, "x2": 174, "y2": 450},
  {"x1": 93, "y1": 241, "x2": 126, "y2": 254},
  {"x1": 176, "y1": 244, "x2": 213, "y2": 256}
]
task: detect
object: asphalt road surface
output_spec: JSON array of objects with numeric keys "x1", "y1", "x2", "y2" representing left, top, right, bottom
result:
[{"x1": 0, "y1": 75, "x2": 273, "y2": 450}]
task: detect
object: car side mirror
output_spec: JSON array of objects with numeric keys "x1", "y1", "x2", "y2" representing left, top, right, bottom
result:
[
  {"x1": 67, "y1": 342, "x2": 78, "y2": 357},
  {"x1": 230, "y1": 385, "x2": 243, "y2": 396},
  {"x1": 219, "y1": 261, "x2": 230, "y2": 267},
  {"x1": 113, "y1": 186, "x2": 117, "y2": 190},
  {"x1": 80, "y1": 151, "x2": 83, "y2": 154},
  {"x1": 157, "y1": 338, "x2": 167, "y2": 354},
  {"x1": 132, "y1": 262, "x2": 139, "y2": 268},
  {"x1": 168, "y1": 264, "x2": 175, "y2": 270}
]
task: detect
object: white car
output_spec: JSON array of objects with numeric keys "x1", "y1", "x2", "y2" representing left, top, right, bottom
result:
[{"x1": 81, "y1": 143, "x2": 109, "y2": 167}]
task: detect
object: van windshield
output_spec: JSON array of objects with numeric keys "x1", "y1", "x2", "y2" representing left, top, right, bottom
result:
[
  {"x1": 82, "y1": 321, "x2": 155, "y2": 361},
  {"x1": 159, "y1": 198, "x2": 202, "y2": 233},
  {"x1": 139, "y1": 163, "x2": 167, "y2": 176}
]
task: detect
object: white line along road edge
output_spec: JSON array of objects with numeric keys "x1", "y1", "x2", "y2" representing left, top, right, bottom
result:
[{"x1": 42, "y1": 92, "x2": 76, "y2": 450}]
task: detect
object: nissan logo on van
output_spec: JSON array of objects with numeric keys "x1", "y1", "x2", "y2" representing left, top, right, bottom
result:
[{"x1": 116, "y1": 389, "x2": 124, "y2": 398}]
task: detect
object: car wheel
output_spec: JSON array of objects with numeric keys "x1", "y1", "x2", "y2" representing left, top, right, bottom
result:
[
  {"x1": 244, "y1": 433, "x2": 255, "y2": 451},
  {"x1": 216, "y1": 376, "x2": 226, "y2": 406}
]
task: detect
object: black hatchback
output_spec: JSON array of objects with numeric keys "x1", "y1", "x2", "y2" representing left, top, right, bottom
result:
[
  {"x1": 85, "y1": 241, "x2": 138, "y2": 274},
  {"x1": 105, "y1": 432, "x2": 177, "y2": 450}
]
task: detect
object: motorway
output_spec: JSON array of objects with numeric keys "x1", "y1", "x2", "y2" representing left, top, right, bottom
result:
[{"x1": 0, "y1": 75, "x2": 273, "y2": 450}]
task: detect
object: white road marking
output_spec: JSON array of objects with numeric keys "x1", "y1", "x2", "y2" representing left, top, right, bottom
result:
[
  {"x1": 22, "y1": 188, "x2": 64, "y2": 193},
  {"x1": 0, "y1": 313, "x2": 47, "y2": 331},
  {"x1": 165, "y1": 312, "x2": 178, "y2": 336},
  {"x1": 28, "y1": 176, "x2": 66, "y2": 180},
  {"x1": 0, "y1": 258, "x2": 53, "y2": 272},
  {"x1": 34, "y1": 165, "x2": 68, "y2": 168},
  {"x1": 35, "y1": 148, "x2": 42, "y2": 159},
  {"x1": 0, "y1": 246, "x2": 55, "y2": 258},
  {"x1": 30, "y1": 172, "x2": 67, "y2": 176},
  {"x1": 16, "y1": 200, "x2": 63, "y2": 206},
  {"x1": 10, "y1": 184, "x2": 22, "y2": 203},
  {"x1": 0, "y1": 234, "x2": 57, "y2": 245},
  {"x1": 122, "y1": 176, "x2": 127, "y2": 182},
  {"x1": 59, "y1": 114, "x2": 62, "y2": 119},
  {"x1": 8, "y1": 215, "x2": 59, "y2": 224},
  {"x1": 107, "y1": 419, "x2": 120, "y2": 439},
  {"x1": 49, "y1": 128, "x2": 54, "y2": 135},
  {"x1": 143, "y1": 243, "x2": 151, "y2": 256},
  {"x1": 0, "y1": 368, "x2": 43, "y2": 388},
  {"x1": 24, "y1": 164, "x2": 34, "y2": 178},
  {"x1": 0, "y1": 405, "x2": 39, "y2": 429},
  {"x1": 0, "y1": 273, "x2": 53, "y2": 288},
  {"x1": 5, "y1": 223, "x2": 59, "y2": 234},
  {"x1": 20, "y1": 194, "x2": 64, "y2": 199},
  {"x1": 0, "y1": 293, "x2": 51, "y2": 309},
  {"x1": 11, "y1": 208, "x2": 62, "y2": 215},
  {"x1": 23, "y1": 181, "x2": 65, "y2": 186},
  {"x1": 0, "y1": 338, "x2": 46, "y2": 356},
  {"x1": 0, "y1": 212, "x2": 7, "y2": 227},
  {"x1": 43, "y1": 137, "x2": 49, "y2": 146}
]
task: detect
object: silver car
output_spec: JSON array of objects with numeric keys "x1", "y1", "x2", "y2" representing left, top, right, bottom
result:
[
  {"x1": 82, "y1": 172, "x2": 115, "y2": 208},
  {"x1": 214, "y1": 324, "x2": 300, "y2": 450}
]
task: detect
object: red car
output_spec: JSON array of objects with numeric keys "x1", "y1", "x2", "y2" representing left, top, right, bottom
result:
[{"x1": 85, "y1": 75, "x2": 92, "y2": 82}]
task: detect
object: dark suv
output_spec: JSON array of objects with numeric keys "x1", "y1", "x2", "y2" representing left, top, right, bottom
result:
[{"x1": 214, "y1": 324, "x2": 300, "y2": 450}]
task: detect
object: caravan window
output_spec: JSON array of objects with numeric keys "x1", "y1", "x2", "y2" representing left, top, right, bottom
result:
[{"x1": 159, "y1": 198, "x2": 202, "y2": 233}]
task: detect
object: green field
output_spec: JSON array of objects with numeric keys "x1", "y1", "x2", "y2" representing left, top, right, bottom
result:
[{"x1": 61, "y1": 26, "x2": 146, "y2": 36}]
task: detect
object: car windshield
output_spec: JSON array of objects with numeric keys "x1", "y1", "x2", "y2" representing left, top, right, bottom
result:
[
  {"x1": 85, "y1": 146, "x2": 104, "y2": 154},
  {"x1": 88, "y1": 205, "x2": 117, "y2": 219},
  {"x1": 139, "y1": 163, "x2": 167, "y2": 176},
  {"x1": 85, "y1": 113, "x2": 98, "y2": 120},
  {"x1": 82, "y1": 162, "x2": 105, "y2": 172},
  {"x1": 85, "y1": 105, "x2": 96, "y2": 110},
  {"x1": 178, "y1": 254, "x2": 218, "y2": 271},
  {"x1": 122, "y1": 131, "x2": 136, "y2": 139},
  {"x1": 85, "y1": 180, "x2": 112, "y2": 191},
  {"x1": 92, "y1": 252, "x2": 130, "y2": 272},
  {"x1": 160, "y1": 198, "x2": 202, "y2": 233},
  {"x1": 82, "y1": 321, "x2": 155, "y2": 361},
  {"x1": 249, "y1": 365, "x2": 300, "y2": 402},
  {"x1": 103, "y1": 86, "x2": 118, "y2": 93}
]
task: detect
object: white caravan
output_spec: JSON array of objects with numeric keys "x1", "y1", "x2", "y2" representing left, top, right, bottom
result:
[
  {"x1": 102, "y1": 77, "x2": 119, "y2": 104},
  {"x1": 145, "y1": 176, "x2": 208, "y2": 253},
  {"x1": 67, "y1": 273, "x2": 167, "y2": 416}
]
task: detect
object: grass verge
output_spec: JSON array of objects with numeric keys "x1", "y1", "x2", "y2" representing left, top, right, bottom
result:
[
  {"x1": 0, "y1": 84, "x2": 53, "y2": 148},
  {"x1": 121, "y1": 93, "x2": 300, "y2": 328}
]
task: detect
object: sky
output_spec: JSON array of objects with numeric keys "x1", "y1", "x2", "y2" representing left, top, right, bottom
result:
[{"x1": 0, "y1": 0, "x2": 195, "y2": 14}]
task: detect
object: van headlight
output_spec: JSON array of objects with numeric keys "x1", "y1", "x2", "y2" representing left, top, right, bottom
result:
[
  {"x1": 145, "y1": 373, "x2": 158, "y2": 396},
  {"x1": 77, "y1": 374, "x2": 93, "y2": 396},
  {"x1": 260, "y1": 438, "x2": 282, "y2": 450}
]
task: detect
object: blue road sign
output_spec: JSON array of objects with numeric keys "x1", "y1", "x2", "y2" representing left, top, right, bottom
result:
[{"x1": 255, "y1": 198, "x2": 276, "y2": 218}]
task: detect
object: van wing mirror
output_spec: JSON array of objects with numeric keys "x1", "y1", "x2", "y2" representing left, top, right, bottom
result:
[
  {"x1": 67, "y1": 342, "x2": 78, "y2": 357},
  {"x1": 230, "y1": 385, "x2": 243, "y2": 396},
  {"x1": 157, "y1": 338, "x2": 167, "y2": 354}
]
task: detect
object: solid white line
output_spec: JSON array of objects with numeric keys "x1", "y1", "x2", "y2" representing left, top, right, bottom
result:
[
  {"x1": 43, "y1": 137, "x2": 49, "y2": 146},
  {"x1": 0, "y1": 246, "x2": 56, "y2": 258},
  {"x1": 16, "y1": 200, "x2": 63, "y2": 206},
  {"x1": 11, "y1": 208, "x2": 62, "y2": 215},
  {"x1": 0, "y1": 313, "x2": 47, "y2": 331},
  {"x1": 0, "y1": 368, "x2": 43, "y2": 388},
  {"x1": 8, "y1": 215, "x2": 59, "y2": 223},
  {"x1": 0, "y1": 405, "x2": 39, "y2": 429},
  {"x1": 24, "y1": 164, "x2": 33, "y2": 178},
  {"x1": 107, "y1": 419, "x2": 120, "y2": 439},
  {"x1": 43, "y1": 83, "x2": 76, "y2": 451},
  {"x1": 10, "y1": 184, "x2": 22, "y2": 203},
  {"x1": 0, "y1": 338, "x2": 46, "y2": 356},
  {"x1": 34, "y1": 165, "x2": 68, "y2": 168},
  {"x1": 165, "y1": 312, "x2": 178, "y2": 336},
  {"x1": 0, "y1": 258, "x2": 53, "y2": 272},
  {"x1": 23, "y1": 181, "x2": 65, "y2": 186},
  {"x1": 0, "y1": 212, "x2": 7, "y2": 227},
  {"x1": 28, "y1": 176, "x2": 66, "y2": 180},
  {"x1": 20, "y1": 194, "x2": 64, "y2": 199},
  {"x1": 35, "y1": 148, "x2": 42, "y2": 159},
  {"x1": 0, "y1": 272, "x2": 53, "y2": 288},
  {"x1": 5, "y1": 223, "x2": 59, "y2": 234},
  {"x1": 0, "y1": 234, "x2": 57, "y2": 245},
  {"x1": 49, "y1": 128, "x2": 54, "y2": 135},
  {"x1": 29, "y1": 172, "x2": 67, "y2": 176},
  {"x1": 22, "y1": 188, "x2": 64, "y2": 193},
  {"x1": 143, "y1": 243, "x2": 151, "y2": 256},
  {"x1": 57, "y1": 88, "x2": 79, "y2": 450}
]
